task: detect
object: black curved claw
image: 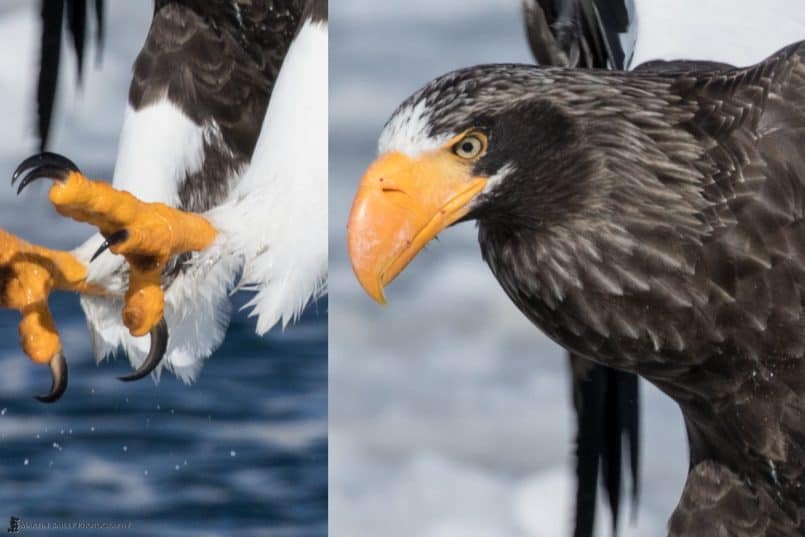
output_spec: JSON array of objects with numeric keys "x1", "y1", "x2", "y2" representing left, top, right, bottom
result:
[
  {"x1": 34, "y1": 352, "x2": 68, "y2": 403},
  {"x1": 12, "y1": 152, "x2": 80, "y2": 195},
  {"x1": 91, "y1": 229, "x2": 129, "y2": 262},
  {"x1": 12, "y1": 152, "x2": 79, "y2": 183},
  {"x1": 118, "y1": 318, "x2": 169, "y2": 382}
]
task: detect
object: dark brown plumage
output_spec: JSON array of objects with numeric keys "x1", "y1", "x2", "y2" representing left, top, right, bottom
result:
[
  {"x1": 34, "y1": 0, "x2": 306, "y2": 213},
  {"x1": 522, "y1": 0, "x2": 629, "y2": 70},
  {"x1": 132, "y1": 0, "x2": 303, "y2": 213},
  {"x1": 386, "y1": 40, "x2": 805, "y2": 533}
]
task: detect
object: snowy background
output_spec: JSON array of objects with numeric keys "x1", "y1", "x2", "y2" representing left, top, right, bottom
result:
[
  {"x1": 328, "y1": 1, "x2": 689, "y2": 536},
  {"x1": 0, "y1": 3, "x2": 326, "y2": 536}
]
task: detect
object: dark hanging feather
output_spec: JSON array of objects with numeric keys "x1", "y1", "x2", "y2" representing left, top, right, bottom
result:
[
  {"x1": 36, "y1": 0, "x2": 105, "y2": 150},
  {"x1": 94, "y1": 0, "x2": 104, "y2": 65},
  {"x1": 623, "y1": 371, "x2": 640, "y2": 520},
  {"x1": 571, "y1": 358, "x2": 604, "y2": 537},
  {"x1": 65, "y1": 0, "x2": 87, "y2": 81},
  {"x1": 37, "y1": 1, "x2": 64, "y2": 152}
]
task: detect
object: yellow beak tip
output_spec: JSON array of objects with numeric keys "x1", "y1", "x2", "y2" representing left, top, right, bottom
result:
[{"x1": 362, "y1": 280, "x2": 388, "y2": 306}]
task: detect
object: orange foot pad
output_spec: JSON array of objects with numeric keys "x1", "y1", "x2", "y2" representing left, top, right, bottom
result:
[
  {"x1": 0, "y1": 229, "x2": 94, "y2": 363},
  {"x1": 13, "y1": 152, "x2": 218, "y2": 337},
  {"x1": 0, "y1": 228, "x2": 97, "y2": 402}
]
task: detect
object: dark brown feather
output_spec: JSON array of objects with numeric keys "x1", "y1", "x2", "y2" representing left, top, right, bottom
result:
[
  {"x1": 521, "y1": 0, "x2": 629, "y2": 69},
  {"x1": 129, "y1": 0, "x2": 303, "y2": 195}
]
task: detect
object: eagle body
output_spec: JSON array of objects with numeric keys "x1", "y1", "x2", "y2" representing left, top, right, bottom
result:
[
  {"x1": 516, "y1": 2, "x2": 805, "y2": 534},
  {"x1": 473, "y1": 51, "x2": 805, "y2": 532},
  {"x1": 370, "y1": 41, "x2": 805, "y2": 534}
]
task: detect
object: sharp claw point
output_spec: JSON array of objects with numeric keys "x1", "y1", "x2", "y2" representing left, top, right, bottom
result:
[
  {"x1": 12, "y1": 152, "x2": 80, "y2": 192},
  {"x1": 118, "y1": 318, "x2": 168, "y2": 382},
  {"x1": 34, "y1": 352, "x2": 68, "y2": 403},
  {"x1": 16, "y1": 165, "x2": 70, "y2": 195},
  {"x1": 90, "y1": 230, "x2": 129, "y2": 262}
]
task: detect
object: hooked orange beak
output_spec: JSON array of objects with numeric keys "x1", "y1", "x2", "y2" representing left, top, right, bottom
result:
[{"x1": 347, "y1": 148, "x2": 487, "y2": 304}]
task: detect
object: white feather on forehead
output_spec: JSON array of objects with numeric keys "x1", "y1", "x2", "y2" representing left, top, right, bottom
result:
[{"x1": 378, "y1": 98, "x2": 454, "y2": 157}]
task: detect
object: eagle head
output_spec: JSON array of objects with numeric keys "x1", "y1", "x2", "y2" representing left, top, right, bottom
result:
[{"x1": 347, "y1": 64, "x2": 604, "y2": 303}]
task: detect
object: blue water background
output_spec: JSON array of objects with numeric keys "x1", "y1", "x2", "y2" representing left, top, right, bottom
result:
[{"x1": 0, "y1": 291, "x2": 327, "y2": 537}]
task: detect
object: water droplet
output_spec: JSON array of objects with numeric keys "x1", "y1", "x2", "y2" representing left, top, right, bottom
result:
[
  {"x1": 52, "y1": 442, "x2": 62, "y2": 451},
  {"x1": 230, "y1": 450, "x2": 236, "y2": 457},
  {"x1": 1, "y1": 408, "x2": 7, "y2": 416},
  {"x1": 23, "y1": 458, "x2": 29, "y2": 466},
  {"x1": 68, "y1": 429, "x2": 72, "y2": 435},
  {"x1": 183, "y1": 459, "x2": 187, "y2": 466},
  {"x1": 174, "y1": 464, "x2": 180, "y2": 471},
  {"x1": 90, "y1": 426, "x2": 95, "y2": 432},
  {"x1": 122, "y1": 445, "x2": 128, "y2": 453},
  {"x1": 35, "y1": 434, "x2": 40, "y2": 439},
  {"x1": 143, "y1": 469, "x2": 149, "y2": 476}
]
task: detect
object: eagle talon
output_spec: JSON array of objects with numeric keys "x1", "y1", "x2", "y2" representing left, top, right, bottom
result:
[
  {"x1": 34, "y1": 352, "x2": 68, "y2": 403},
  {"x1": 5, "y1": 150, "x2": 215, "y2": 394},
  {"x1": 12, "y1": 152, "x2": 79, "y2": 183},
  {"x1": 117, "y1": 318, "x2": 168, "y2": 382},
  {"x1": 91, "y1": 229, "x2": 130, "y2": 262},
  {"x1": 12, "y1": 152, "x2": 80, "y2": 195},
  {"x1": 0, "y1": 227, "x2": 93, "y2": 403}
]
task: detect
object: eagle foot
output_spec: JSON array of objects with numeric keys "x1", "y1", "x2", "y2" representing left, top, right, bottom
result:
[
  {"x1": 14, "y1": 151, "x2": 217, "y2": 338},
  {"x1": 6, "y1": 151, "x2": 206, "y2": 397},
  {"x1": 0, "y1": 228, "x2": 88, "y2": 402}
]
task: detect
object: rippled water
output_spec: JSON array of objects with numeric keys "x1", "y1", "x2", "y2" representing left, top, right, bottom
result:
[{"x1": 0, "y1": 293, "x2": 327, "y2": 537}]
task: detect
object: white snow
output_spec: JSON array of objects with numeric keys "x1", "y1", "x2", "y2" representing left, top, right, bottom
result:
[{"x1": 629, "y1": 0, "x2": 805, "y2": 68}]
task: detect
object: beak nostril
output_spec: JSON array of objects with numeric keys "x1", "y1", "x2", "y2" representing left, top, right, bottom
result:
[{"x1": 381, "y1": 187, "x2": 406, "y2": 194}]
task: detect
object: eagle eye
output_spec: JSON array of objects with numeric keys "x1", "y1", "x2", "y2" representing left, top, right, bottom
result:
[{"x1": 452, "y1": 133, "x2": 486, "y2": 159}]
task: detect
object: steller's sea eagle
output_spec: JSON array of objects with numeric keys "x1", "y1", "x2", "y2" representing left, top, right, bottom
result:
[
  {"x1": 520, "y1": 1, "x2": 805, "y2": 534},
  {"x1": 347, "y1": 33, "x2": 805, "y2": 537},
  {"x1": 0, "y1": 0, "x2": 327, "y2": 402}
]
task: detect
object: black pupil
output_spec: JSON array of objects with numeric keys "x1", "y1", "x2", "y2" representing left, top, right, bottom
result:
[{"x1": 461, "y1": 141, "x2": 475, "y2": 154}]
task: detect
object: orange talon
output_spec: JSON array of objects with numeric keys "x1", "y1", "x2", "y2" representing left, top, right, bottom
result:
[
  {"x1": 47, "y1": 171, "x2": 218, "y2": 336},
  {"x1": 7, "y1": 151, "x2": 219, "y2": 395},
  {"x1": 0, "y1": 229, "x2": 99, "y2": 358},
  {"x1": 123, "y1": 269, "x2": 164, "y2": 337},
  {"x1": 17, "y1": 157, "x2": 217, "y2": 337},
  {"x1": 0, "y1": 228, "x2": 100, "y2": 401},
  {"x1": 18, "y1": 304, "x2": 61, "y2": 364},
  {"x1": 5, "y1": 151, "x2": 218, "y2": 399}
]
